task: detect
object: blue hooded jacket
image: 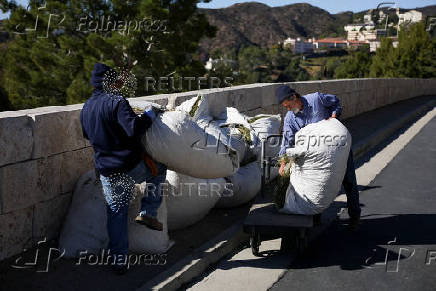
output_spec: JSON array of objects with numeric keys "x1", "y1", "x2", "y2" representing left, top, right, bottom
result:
[{"x1": 80, "y1": 63, "x2": 153, "y2": 176}]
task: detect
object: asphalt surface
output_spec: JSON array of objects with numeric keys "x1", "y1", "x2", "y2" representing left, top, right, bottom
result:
[{"x1": 270, "y1": 116, "x2": 436, "y2": 291}]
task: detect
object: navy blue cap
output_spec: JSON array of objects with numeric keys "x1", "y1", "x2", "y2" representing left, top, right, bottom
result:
[{"x1": 276, "y1": 85, "x2": 296, "y2": 104}]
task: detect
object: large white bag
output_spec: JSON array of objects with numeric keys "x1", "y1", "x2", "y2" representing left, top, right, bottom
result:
[
  {"x1": 175, "y1": 95, "x2": 211, "y2": 122},
  {"x1": 197, "y1": 119, "x2": 248, "y2": 165},
  {"x1": 59, "y1": 171, "x2": 108, "y2": 257},
  {"x1": 218, "y1": 107, "x2": 258, "y2": 147},
  {"x1": 249, "y1": 114, "x2": 282, "y2": 159},
  {"x1": 279, "y1": 118, "x2": 351, "y2": 215},
  {"x1": 143, "y1": 111, "x2": 239, "y2": 179},
  {"x1": 215, "y1": 161, "x2": 262, "y2": 208},
  {"x1": 165, "y1": 170, "x2": 228, "y2": 230},
  {"x1": 59, "y1": 170, "x2": 173, "y2": 258},
  {"x1": 128, "y1": 185, "x2": 174, "y2": 254}
]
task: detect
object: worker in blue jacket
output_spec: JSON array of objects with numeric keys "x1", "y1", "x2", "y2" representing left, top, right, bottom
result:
[
  {"x1": 276, "y1": 85, "x2": 360, "y2": 231},
  {"x1": 80, "y1": 63, "x2": 167, "y2": 274}
]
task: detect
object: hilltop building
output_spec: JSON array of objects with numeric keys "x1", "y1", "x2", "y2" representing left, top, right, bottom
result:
[
  {"x1": 205, "y1": 57, "x2": 237, "y2": 71},
  {"x1": 283, "y1": 37, "x2": 314, "y2": 54},
  {"x1": 396, "y1": 8, "x2": 422, "y2": 29}
]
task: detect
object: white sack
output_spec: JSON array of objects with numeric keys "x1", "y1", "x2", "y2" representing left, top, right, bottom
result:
[
  {"x1": 59, "y1": 171, "x2": 108, "y2": 258},
  {"x1": 143, "y1": 111, "x2": 239, "y2": 179},
  {"x1": 279, "y1": 118, "x2": 351, "y2": 215},
  {"x1": 218, "y1": 107, "x2": 250, "y2": 126},
  {"x1": 197, "y1": 119, "x2": 248, "y2": 164},
  {"x1": 59, "y1": 170, "x2": 173, "y2": 258},
  {"x1": 128, "y1": 99, "x2": 166, "y2": 112},
  {"x1": 218, "y1": 107, "x2": 258, "y2": 146},
  {"x1": 128, "y1": 184, "x2": 174, "y2": 254},
  {"x1": 249, "y1": 114, "x2": 282, "y2": 159},
  {"x1": 165, "y1": 170, "x2": 227, "y2": 230},
  {"x1": 215, "y1": 161, "x2": 262, "y2": 208},
  {"x1": 175, "y1": 95, "x2": 211, "y2": 122}
]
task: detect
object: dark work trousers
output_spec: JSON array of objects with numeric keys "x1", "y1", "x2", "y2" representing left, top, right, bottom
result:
[{"x1": 342, "y1": 148, "x2": 361, "y2": 218}]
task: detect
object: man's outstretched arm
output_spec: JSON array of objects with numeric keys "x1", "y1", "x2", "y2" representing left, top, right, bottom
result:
[
  {"x1": 318, "y1": 92, "x2": 342, "y2": 118},
  {"x1": 116, "y1": 99, "x2": 154, "y2": 138}
]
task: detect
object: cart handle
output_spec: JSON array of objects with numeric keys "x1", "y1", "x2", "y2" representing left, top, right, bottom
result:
[{"x1": 260, "y1": 134, "x2": 283, "y2": 197}]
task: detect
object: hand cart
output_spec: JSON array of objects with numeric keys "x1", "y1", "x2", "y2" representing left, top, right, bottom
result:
[{"x1": 243, "y1": 134, "x2": 318, "y2": 256}]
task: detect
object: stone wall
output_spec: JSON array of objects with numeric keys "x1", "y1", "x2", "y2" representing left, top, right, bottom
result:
[{"x1": 0, "y1": 78, "x2": 435, "y2": 261}]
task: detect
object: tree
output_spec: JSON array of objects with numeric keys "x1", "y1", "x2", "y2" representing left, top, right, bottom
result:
[
  {"x1": 395, "y1": 22, "x2": 436, "y2": 78},
  {"x1": 267, "y1": 46, "x2": 293, "y2": 71},
  {"x1": 0, "y1": 40, "x2": 11, "y2": 111},
  {"x1": 0, "y1": 0, "x2": 216, "y2": 110},
  {"x1": 283, "y1": 57, "x2": 310, "y2": 81},
  {"x1": 336, "y1": 48, "x2": 372, "y2": 79},
  {"x1": 370, "y1": 22, "x2": 436, "y2": 78},
  {"x1": 324, "y1": 57, "x2": 342, "y2": 79},
  {"x1": 369, "y1": 37, "x2": 397, "y2": 77},
  {"x1": 237, "y1": 46, "x2": 269, "y2": 83}
]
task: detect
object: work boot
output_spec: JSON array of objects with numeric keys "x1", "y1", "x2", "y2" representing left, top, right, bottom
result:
[
  {"x1": 348, "y1": 215, "x2": 360, "y2": 232},
  {"x1": 135, "y1": 214, "x2": 163, "y2": 231}
]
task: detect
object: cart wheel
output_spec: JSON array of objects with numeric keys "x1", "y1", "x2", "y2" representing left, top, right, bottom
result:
[
  {"x1": 296, "y1": 229, "x2": 308, "y2": 254},
  {"x1": 250, "y1": 229, "x2": 261, "y2": 257},
  {"x1": 280, "y1": 235, "x2": 293, "y2": 252},
  {"x1": 296, "y1": 236, "x2": 308, "y2": 254}
]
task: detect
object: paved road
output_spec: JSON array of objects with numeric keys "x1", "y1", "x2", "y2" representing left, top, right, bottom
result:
[{"x1": 270, "y1": 116, "x2": 436, "y2": 291}]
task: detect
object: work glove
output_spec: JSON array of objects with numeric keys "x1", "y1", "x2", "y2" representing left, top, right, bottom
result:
[
  {"x1": 143, "y1": 106, "x2": 165, "y2": 121},
  {"x1": 143, "y1": 108, "x2": 157, "y2": 121},
  {"x1": 152, "y1": 106, "x2": 165, "y2": 115}
]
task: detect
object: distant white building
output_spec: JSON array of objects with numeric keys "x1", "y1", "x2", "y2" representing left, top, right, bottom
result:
[
  {"x1": 283, "y1": 37, "x2": 295, "y2": 48},
  {"x1": 344, "y1": 24, "x2": 365, "y2": 41},
  {"x1": 205, "y1": 58, "x2": 214, "y2": 70},
  {"x1": 369, "y1": 40, "x2": 381, "y2": 52},
  {"x1": 364, "y1": 10, "x2": 375, "y2": 25},
  {"x1": 369, "y1": 38, "x2": 398, "y2": 52},
  {"x1": 205, "y1": 57, "x2": 237, "y2": 71},
  {"x1": 283, "y1": 37, "x2": 314, "y2": 54},
  {"x1": 344, "y1": 24, "x2": 386, "y2": 41},
  {"x1": 396, "y1": 9, "x2": 423, "y2": 28},
  {"x1": 313, "y1": 38, "x2": 348, "y2": 49}
]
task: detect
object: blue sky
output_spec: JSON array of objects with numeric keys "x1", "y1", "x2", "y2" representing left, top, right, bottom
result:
[{"x1": 1, "y1": 0, "x2": 435, "y2": 19}]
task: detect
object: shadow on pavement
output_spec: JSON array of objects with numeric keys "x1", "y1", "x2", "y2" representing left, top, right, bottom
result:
[{"x1": 290, "y1": 214, "x2": 436, "y2": 271}]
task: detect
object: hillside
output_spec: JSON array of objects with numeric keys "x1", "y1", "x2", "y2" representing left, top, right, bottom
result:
[{"x1": 198, "y1": 2, "x2": 436, "y2": 52}]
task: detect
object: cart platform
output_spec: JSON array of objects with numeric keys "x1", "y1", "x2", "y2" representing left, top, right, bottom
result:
[
  {"x1": 243, "y1": 191, "x2": 316, "y2": 256},
  {"x1": 242, "y1": 134, "x2": 317, "y2": 256}
]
